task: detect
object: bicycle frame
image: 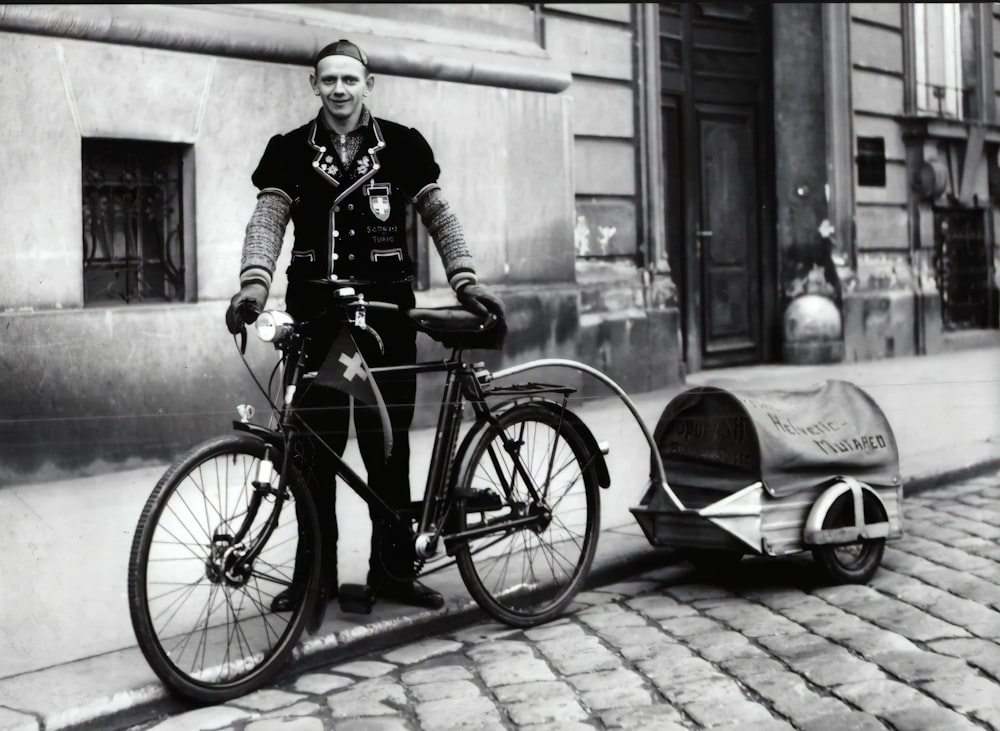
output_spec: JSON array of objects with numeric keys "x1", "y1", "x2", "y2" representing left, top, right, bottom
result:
[
  {"x1": 232, "y1": 330, "x2": 574, "y2": 581},
  {"x1": 130, "y1": 293, "x2": 613, "y2": 702}
]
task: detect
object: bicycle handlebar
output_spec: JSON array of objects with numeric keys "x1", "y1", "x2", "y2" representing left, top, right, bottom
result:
[{"x1": 243, "y1": 278, "x2": 504, "y2": 357}]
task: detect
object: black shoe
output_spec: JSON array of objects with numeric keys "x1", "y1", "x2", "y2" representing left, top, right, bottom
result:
[
  {"x1": 271, "y1": 588, "x2": 299, "y2": 613},
  {"x1": 374, "y1": 580, "x2": 445, "y2": 610}
]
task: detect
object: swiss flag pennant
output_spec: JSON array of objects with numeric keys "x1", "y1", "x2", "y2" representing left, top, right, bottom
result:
[{"x1": 314, "y1": 327, "x2": 393, "y2": 459}]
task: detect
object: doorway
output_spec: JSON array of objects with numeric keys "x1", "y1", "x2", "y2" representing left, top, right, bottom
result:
[{"x1": 660, "y1": 3, "x2": 775, "y2": 370}]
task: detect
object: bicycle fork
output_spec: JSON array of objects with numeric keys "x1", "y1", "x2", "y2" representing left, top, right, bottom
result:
[{"x1": 214, "y1": 354, "x2": 306, "y2": 589}]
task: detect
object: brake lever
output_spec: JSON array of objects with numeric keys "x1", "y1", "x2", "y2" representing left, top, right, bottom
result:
[
  {"x1": 358, "y1": 323, "x2": 385, "y2": 354},
  {"x1": 346, "y1": 299, "x2": 385, "y2": 354},
  {"x1": 236, "y1": 301, "x2": 261, "y2": 356}
]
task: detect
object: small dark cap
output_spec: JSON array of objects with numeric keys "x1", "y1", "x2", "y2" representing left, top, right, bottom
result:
[{"x1": 314, "y1": 39, "x2": 369, "y2": 68}]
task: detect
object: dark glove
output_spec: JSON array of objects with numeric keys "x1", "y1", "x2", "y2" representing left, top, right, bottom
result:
[
  {"x1": 226, "y1": 282, "x2": 267, "y2": 335},
  {"x1": 456, "y1": 283, "x2": 506, "y2": 325}
]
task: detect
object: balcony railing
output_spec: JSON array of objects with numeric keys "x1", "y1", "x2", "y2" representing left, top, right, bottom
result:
[{"x1": 915, "y1": 81, "x2": 970, "y2": 120}]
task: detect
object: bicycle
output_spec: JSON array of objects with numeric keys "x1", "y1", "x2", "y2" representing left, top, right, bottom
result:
[{"x1": 127, "y1": 280, "x2": 610, "y2": 703}]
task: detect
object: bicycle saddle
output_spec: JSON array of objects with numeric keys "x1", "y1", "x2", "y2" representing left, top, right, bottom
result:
[{"x1": 407, "y1": 307, "x2": 506, "y2": 350}]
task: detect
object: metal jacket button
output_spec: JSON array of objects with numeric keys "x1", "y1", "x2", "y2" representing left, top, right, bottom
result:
[
  {"x1": 348, "y1": 254, "x2": 355, "y2": 261},
  {"x1": 334, "y1": 206, "x2": 340, "y2": 213}
]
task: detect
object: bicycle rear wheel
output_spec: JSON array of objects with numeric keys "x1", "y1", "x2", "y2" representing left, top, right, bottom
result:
[
  {"x1": 127, "y1": 434, "x2": 320, "y2": 703},
  {"x1": 453, "y1": 402, "x2": 600, "y2": 627}
]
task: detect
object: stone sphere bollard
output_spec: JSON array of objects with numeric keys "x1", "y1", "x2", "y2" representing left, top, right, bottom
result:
[{"x1": 782, "y1": 294, "x2": 844, "y2": 364}]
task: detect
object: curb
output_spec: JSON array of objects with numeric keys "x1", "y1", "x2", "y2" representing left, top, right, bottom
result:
[{"x1": 903, "y1": 457, "x2": 1000, "y2": 496}]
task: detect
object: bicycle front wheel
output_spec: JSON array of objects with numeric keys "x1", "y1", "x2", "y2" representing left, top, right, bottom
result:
[
  {"x1": 127, "y1": 434, "x2": 320, "y2": 703},
  {"x1": 453, "y1": 402, "x2": 601, "y2": 627}
]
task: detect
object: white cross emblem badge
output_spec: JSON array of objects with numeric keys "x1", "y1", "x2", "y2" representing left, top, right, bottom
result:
[
  {"x1": 339, "y1": 351, "x2": 368, "y2": 382},
  {"x1": 366, "y1": 183, "x2": 391, "y2": 222}
]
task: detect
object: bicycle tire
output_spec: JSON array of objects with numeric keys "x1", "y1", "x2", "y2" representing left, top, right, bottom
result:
[
  {"x1": 127, "y1": 434, "x2": 320, "y2": 703},
  {"x1": 452, "y1": 402, "x2": 600, "y2": 627}
]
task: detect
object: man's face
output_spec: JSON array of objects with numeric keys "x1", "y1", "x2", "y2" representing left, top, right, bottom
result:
[{"x1": 310, "y1": 55, "x2": 373, "y2": 123}]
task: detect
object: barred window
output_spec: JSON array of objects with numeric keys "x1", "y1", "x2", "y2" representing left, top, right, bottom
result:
[{"x1": 82, "y1": 139, "x2": 192, "y2": 305}]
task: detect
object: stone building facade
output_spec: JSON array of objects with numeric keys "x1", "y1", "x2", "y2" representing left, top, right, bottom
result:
[{"x1": 1, "y1": 3, "x2": 997, "y2": 484}]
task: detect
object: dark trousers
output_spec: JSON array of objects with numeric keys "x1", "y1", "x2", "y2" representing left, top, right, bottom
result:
[{"x1": 289, "y1": 282, "x2": 418, "y2": 590}]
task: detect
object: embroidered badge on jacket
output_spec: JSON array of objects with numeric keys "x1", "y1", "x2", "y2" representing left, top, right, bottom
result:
[
  {"x1": 317, "y1": 154, "x2": 339, "y2": 180},
  {"x1": 355, "y1": 155, "x2": 372, "y2": 176},
  {"x1": 366, "y1": 182, "x2": 391, "y2": 222}
]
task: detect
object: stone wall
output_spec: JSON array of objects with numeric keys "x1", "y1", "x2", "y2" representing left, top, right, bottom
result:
[{"x1": 0, "y1": 12, "x2": 684, "y2": 485}]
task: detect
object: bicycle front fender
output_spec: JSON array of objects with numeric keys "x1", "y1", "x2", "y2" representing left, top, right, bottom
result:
[{"x1": 232, "y1": 420, "x2": 284, "y2": 455}]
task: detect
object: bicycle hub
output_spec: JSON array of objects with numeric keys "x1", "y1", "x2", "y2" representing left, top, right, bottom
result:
[{"x1": 205, "y1": 534, "x2": 252, "y2": 587}]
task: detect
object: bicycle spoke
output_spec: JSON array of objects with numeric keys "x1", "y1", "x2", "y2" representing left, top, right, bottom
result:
[
  {"x1": 165, "y1": 580, "x2": 220, "y2": 669},
  {"x1": 150, "y1": 578, "x2": 207, "y2": 638}
]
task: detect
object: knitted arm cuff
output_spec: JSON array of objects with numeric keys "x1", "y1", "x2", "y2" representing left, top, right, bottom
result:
[
  {"x1": 239, "y1": 190, "x2": 291, "y2": 290},
  {"x1": 415, "y1": 187, "x2": 478, "y2": 292}
]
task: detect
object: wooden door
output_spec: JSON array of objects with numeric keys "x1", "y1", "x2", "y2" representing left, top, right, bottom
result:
[
  {"x1": 697, "y1": 106, "x2": 763, "y2": 366},
  {"x1": 660, "y1": 3, "x2": 774, "y2": 370}
]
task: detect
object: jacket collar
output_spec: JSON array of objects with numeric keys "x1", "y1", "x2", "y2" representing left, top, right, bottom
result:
[{"x1": 307, "y1": 107, "x2": 385, "y2": 194}]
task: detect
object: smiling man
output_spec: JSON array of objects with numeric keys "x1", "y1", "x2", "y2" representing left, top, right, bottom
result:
[{"x1": 226, "y1": 39, "x2": 505, "y2": 612}]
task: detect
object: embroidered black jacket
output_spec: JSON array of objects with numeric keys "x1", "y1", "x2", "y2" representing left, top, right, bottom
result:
[{"x1": 251, "y1": 112, "x2": 440, "y2": 287}]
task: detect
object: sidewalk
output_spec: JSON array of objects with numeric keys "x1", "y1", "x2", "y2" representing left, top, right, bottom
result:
[{"x1": 1, "y1": 346, "x2": 998, "y2": 731}]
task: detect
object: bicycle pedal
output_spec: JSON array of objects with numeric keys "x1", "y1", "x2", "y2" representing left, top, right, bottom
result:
[{"x1": 338, "y1": 583, "x2": 374, "y2": 614}]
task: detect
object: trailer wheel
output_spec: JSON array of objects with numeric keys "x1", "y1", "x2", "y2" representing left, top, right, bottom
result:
[{"x1": 811, "y1": 494, "x2": 885, "y2": 584}]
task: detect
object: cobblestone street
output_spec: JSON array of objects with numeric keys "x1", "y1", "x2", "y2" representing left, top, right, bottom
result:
[{"x1": 129, "y1": 470, "x2": 1000, "y2": 731}]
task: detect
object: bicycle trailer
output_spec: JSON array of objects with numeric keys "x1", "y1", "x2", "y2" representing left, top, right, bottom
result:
[{"x1": 631, "y1": 379, "x2": 902, "y2": 582}]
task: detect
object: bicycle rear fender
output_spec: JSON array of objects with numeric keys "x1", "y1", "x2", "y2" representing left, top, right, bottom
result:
[
  {"x1": 471, "y1": 398, "x2": 611, "y2": 489},
  {"x1": 531, "y1": 400, "x2": 611, "y2": 489}
]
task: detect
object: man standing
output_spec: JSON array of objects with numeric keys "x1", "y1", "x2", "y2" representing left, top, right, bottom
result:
[{"x1": 226, "y1": 39, "x2": 505, "y2": 610}]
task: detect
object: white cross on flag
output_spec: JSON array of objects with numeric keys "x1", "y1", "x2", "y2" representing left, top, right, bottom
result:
[{"x1": 315, "y1": 327, "x2": 393, "y2": 459}]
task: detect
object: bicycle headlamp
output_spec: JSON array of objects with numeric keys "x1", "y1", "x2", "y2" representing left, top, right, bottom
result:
[{"x1": 254, "y1": 310, "x2": 295, "y2": 343}]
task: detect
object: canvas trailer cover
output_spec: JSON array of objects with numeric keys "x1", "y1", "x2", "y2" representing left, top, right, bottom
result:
[{"x1": 631, "y1": 380, "x2": 901, "y2": 555}]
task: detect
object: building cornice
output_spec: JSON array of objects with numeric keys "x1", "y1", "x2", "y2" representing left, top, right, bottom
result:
[{"x1": 0, "y1": 3, "x2": 573, "y2": 93}]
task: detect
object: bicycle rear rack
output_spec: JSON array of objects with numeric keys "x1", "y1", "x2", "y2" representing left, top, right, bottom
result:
[{"x1": 485, "y1": 382, "x2": 576, "y2": 398}]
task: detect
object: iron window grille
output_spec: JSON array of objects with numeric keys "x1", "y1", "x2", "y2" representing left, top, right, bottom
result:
[
  {"x1": 82, "y1": 139, "x2": 188, "y2": 305},
  {"x1": 934, "y1": 207, "x2": 997, "y2": 330}
]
